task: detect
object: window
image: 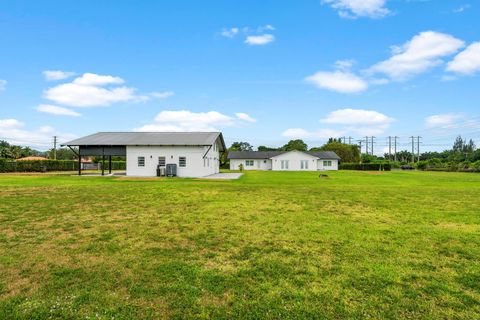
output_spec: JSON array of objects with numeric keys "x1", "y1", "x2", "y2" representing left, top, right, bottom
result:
[
  {"x1": 179, "y1": 157, "x2": 186, "y2": 167},
  {"x1": 245, "y1": 160, "x2": 254, "y2": 166},
  {"x1": 281, "y1": 160, "x2": 289, "y2": 169},
  {"x1": 323, "y1": 160, "x2": 332, "y2": 166},
  {"x1": 300, "y1": 160, "x2": 309, "y2": 169},
  {"x1": 138, "y1": 156, "x2": 145, "y2": 167},
  {"x1": 158, "y1": 156, "x2": 166, "y2": 166}
]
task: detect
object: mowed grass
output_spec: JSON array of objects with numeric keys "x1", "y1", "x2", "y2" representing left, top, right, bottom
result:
[{"x1": 0, "y1": 171, "x2": 479, "y2": 319}]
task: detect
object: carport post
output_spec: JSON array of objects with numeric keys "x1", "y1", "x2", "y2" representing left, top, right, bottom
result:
[
  {"x1": 78, "y1": 154, "x2": 81, "y2": 176},
  {"x1": 102, "y1": 155, "x2": 105, "y2": 176},
  {"x1": 109, "y1": 155, "x2": 112, "y2": 174}
]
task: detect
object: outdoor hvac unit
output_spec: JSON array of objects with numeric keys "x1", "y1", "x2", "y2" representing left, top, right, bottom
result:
[
  {"x1": 156, "y1": 165, "x2": 167, "y2": 177},
  {"x1": 166, "y1": 163, "x2": 177, "y2": 177}
]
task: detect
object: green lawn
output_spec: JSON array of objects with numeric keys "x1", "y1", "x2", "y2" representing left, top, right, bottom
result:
[{"x1": 0, "y1": 171, "x2": 479, "y2": 319}]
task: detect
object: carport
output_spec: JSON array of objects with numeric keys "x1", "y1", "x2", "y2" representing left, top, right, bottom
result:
[{"x1": 61, "y1": 144, "x2": 126, "y2": 176}]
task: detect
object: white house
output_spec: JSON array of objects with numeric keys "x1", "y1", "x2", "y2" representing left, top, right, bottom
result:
[
  {"x1": 63, "y1": 132, "x2": 226, "y2": 177},
  {"x1": 228, "y1": 150, "x2": 340, "y2": 171}
]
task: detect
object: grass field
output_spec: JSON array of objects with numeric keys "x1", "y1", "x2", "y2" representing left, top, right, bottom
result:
[{"x1": 0, "y1": 170, "x2": 479, "y2": 319}]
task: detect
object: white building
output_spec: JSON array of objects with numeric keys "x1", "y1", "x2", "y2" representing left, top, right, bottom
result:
[
  {"x1": 228, "y1": 150, "x2": 340, "y2": 171},
  {"x1": 63, "y1": 132, "x2": 225, "y2": 177}
]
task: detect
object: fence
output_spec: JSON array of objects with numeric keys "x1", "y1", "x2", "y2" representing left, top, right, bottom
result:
[{"x1": 0, "y1": 159, "x2": 126, "y2": 173}]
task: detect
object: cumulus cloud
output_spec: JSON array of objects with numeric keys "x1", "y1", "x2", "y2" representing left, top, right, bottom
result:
[
  {"x1": 150, "y1": 91, "x2": 174, "y2": 99},
  {"x1": 42, "y1": 70, "x2": 76, "y2": 81},
  {"x1": 453, "y1": 4, "x2": 470, "y2": 13},
  {"x1": 321, "y1": 108, "x2": 394, "y2": 136},
  {"x1": 0, "y1": 118, "x2": 76, "y2": 149},
  {"x1": 221, "y1": 27, "x2": 239, "y2": 38},
  {"x1": 36, "y1": 104, "x2": 81, "y2": 117},
  {"x1": 305, "y1": 70, "x2": 368, "y2": 93},
  {"x1": 446, "y1": 42, "x2": 480, "y2": 75},
  {"x1": 0, "y1": 79, "x2": 6, "y2": 91},
  {"x1": 235, "y1": 112, "x2": 257, "y2": 123},
  {"x1": 322, "y1": 0, "x2": 390, "y2": 19},
  {"x1": 43, "y1": 73, "x2": 150, "y2": 107},
  {"x1": 245, "y1": 34, "x2": 275, "y2": 45},
  {"x1": 368, "y1": 31, "x2": 465, "y2": 80},
  {"x1": 135, "y1": 110, "x2": 257, "y2": 132}
]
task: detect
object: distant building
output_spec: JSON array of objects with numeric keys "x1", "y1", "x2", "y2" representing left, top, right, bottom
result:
[{"x1": 228, "y1": 150, "x2": 340, "y2": 171}]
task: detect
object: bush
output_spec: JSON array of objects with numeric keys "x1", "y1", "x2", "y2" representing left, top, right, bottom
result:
[
  {"x1": 339, "y1": 163, "x2": 391, "y2": 171},
  {"x1": 0, "y1": 159, "x2": 126, "y2": 172}
]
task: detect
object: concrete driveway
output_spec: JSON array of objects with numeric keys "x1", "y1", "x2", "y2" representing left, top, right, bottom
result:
[{"x1": 202, "y1": 173, "x2": 243, "y2": 180}]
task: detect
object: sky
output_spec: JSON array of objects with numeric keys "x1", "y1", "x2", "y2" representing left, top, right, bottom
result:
[{"x1": 0, "y1": 0, "x2": 479, "y2": 154}]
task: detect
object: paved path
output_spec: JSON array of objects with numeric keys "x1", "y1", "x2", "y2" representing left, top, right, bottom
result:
[{"x1": 202, "y1": 173, "x2": 243, "y2": 180}]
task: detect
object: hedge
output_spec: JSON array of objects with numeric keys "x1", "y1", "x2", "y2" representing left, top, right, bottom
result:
[
  {"x1": 339, "y1": 163, "x2": 392, "y2": 171},
  {"x1": 0, "y1": 159, "x2": 126, "y2": 173}
]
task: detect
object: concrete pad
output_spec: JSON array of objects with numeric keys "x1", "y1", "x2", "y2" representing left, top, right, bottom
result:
[{"x1": 202, "y1": 173, "x2": 243, "y2": 180}]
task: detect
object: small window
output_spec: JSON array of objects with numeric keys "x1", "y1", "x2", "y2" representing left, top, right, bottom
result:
[
  {"x1": 281, "y1": 160, "x2": 289, "y2": 169},
  {"x1": 323, "y1": 160, "x2": 332, "y2": 166},
  {"x1": 138, "y1": 156, "x2": 145, "y2": 167},
  {"x1": 245, "y1": 160, "x2": 254, "y2": 166},
  {"x1": 158, "y1": 156, "x2": 166, "y2": 166},
  {"x1": 179, "y1": 157, "x2": 186, "y2": 167}
]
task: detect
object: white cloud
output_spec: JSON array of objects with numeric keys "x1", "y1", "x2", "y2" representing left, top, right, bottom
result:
[
  {"x1": 282, "y1": 128, "x2": 345, "y2": 139},
  {"x1": 221, "y1": 27, "x2": 239, "y2": 38},
  {"x1": 425, "y1": 113, "x2": 464, "y2": 128},
  {"x1": 368, "y1": 31, "x2": 465, "y2": 80},
  {"x1": 245, "y1": 34, "x2": 275, "y2": 45},
  {"x1": 72, "y1": 73, "x2": 124, "y2": 86},
  {"x1": 322, "y1": 0, "x2": 390, "y2": 19},
  {"x1": 305, "y1": 70, "x2": 368, "y2": 93},
  {"x1": 446, "y1": 42, "x2": 480, "y2": 75},
  {"x1": 36, "y1": 104, "x2": 81, "y2": 117},
  {"x1": 43, "y1": 73, "x2": 148, "y2": 107},
  {"x1": 150, "y1": 91, "x2": 174, "y2": 99},
  {"x1": 0, "y1": 79, "x2": 6, "y2": 91},
  {"x1": 453, "y1": 4, "x2": 470, "y2": 13},
  {"x1": 321, "y1": 108, "x2": 394, "y2": 126},
  {"x1": 135, "y1": 110, "x2": 256, "y2": 132},
  {"x1": 0, "y1": 118, "x2": 76, "y2": 149},
  {"x1": 235, "y1": 112, "x2": 257, "y2": 123},
  {"x1": 42, "y1": 70, "x2": 76, "y2": 81}
]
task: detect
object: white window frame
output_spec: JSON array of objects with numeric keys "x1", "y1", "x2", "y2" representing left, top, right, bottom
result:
[
  {"x1": 158, "y1": 156, "x2": 166, "y2": 167},
  {"x1": 323, "y1": 160, "x2": 332, "y2": 166},
  {"x1": 281, "y1": 160, "x2": 289, "y2": 170},
  {"x1": 300, "y1": 160, "x2": 309, "y2": 169},
  {"x1": 179, "y1": 156, "x2": 187, "y2": 167},
  {"x1": 245, "y1": 160, "x2": 254, "y2": 167},
  {"x1": 138, "y1": 156, "x2": 145, "y2": 167}
]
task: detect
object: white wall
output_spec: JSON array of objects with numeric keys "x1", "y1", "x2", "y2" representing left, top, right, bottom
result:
[
  {"x1": 126, "y1": 140, "x2": 220, "y2": 177},
  {"x1": 271, "y1": 151, "x2": 319, "y2": 171},
  {"x1": 229, "y1": 159, "x2": 272, "y2": 170},
  {"x1": 317, "y1": 159, "x2": 338, "y2": 171}
]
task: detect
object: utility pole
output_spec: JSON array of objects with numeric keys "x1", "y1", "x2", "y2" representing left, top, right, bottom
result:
[
  {"x1": 53, "y1": 136, "x2": 58, "y2": 160},
  {"x1": 410, "y1": 136, "x2": 415, "y2": 163},
  {"x1": 348, "y1": 136, "x2": 352, "y2": 145},
  {"x1": 417, "y1": 136, "x2": 421, "y2": 162},
  {"x1": 365, "y1": 136, "x2": 369, "y2": 155},
  {"x1": 388, "y1": 136, "x2": 392, "y2": 161},
  {"x1": 394, "y1": 136, "x2": 398, "y2": 162},
  {"x1": 342, "y1": 136, "x2": 346, "y2": 144},
  {"x1": 357, "y1": 140, "x2": 363, "y2": 154},
  {"x1": 370, "y1": 136, "x2": 375, "y2": 156}
]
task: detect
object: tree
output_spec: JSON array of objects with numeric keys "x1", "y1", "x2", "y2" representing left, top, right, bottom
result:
[
  {"x1": 318, "y1": 141, "x2": 360, "y2": 163},
  {"x1": 282, "y1": 139, "x2": 307, "y2": 151},
  {"x1": 49, "y1": 147, "x2": 78, "y2": 160},
  {"x1": 229, "y1": 141, "x2": 253, "y2": 152},
  {"x1": 257, "y1": 145, "x2": 279, "y2": 151}
]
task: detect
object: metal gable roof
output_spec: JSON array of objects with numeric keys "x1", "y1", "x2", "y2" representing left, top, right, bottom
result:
[
  {"x1": 227, "y1": 150, "x2": 341, "y2": 160},
  {"x1": 62, "y1": 132, "x2": 226, "y2": 151}
]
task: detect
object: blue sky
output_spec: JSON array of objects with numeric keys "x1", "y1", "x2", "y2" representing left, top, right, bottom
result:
[{"x1": 0, "y1": 0, "x2": 479, "y2": 154}]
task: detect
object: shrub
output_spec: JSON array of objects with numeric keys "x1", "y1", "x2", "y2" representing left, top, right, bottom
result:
[
  {"x1": 339, "y1": 163, "x2": 391, "y2": 171},
  {"x1": 0, "y1": 159, "x2": 126, "y2": 172}
]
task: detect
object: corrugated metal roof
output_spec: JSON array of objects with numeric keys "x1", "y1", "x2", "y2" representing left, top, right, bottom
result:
[
  {"x1": 227, "y1": 150, "x2": 341, "y2": 160},
  {"x1": 62, "y1": 132, "x2": 226, "y2": 151}
]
